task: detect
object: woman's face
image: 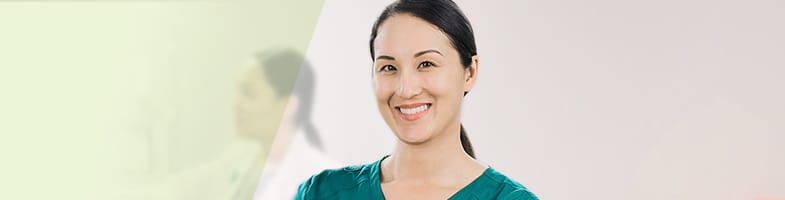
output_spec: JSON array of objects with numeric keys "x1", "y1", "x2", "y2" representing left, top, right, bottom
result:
[
  {"x1": 372, "y1": 14, "x2": 477, "y2": 145},
  {"x1": 235, "y1": 65, "x2": 287, "y2": 142}
]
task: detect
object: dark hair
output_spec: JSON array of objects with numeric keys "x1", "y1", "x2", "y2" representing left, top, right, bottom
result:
[
  {"x1": 369, "y1": 0, "x2": 478, "y2": 158},
  {"x1": 258, "y1": 49, "x2": 324, "y2": 150}
]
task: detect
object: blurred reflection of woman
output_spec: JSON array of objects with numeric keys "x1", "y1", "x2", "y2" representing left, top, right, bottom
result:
[
  {"x1": 296, "y1": 0, "x2": 538, "y2": 199},
  {"x1": 239, "y1": 49, "x2": 341, "y2": 200}
]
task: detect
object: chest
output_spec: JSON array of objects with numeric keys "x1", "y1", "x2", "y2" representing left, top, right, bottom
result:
[{"x1": 380, "y1": 182, "x2": 463, "y2": 200}]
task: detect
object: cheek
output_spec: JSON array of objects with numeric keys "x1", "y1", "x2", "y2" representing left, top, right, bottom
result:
[
  {"x1": 374, "y1": 77, "x2": 396, "y2": 105},
  {"x1": 237, "y1": 97, "x2": 259, "y2": 115},
  {"x1": 424, "y1": 71, "x2": 465, "y2": 99}
]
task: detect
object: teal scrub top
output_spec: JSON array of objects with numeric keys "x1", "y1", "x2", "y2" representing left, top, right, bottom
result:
[{"x1": 295, "y1": 156, "x2": 538, "y2": 200}]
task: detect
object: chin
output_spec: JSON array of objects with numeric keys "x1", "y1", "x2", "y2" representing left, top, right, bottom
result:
[{"x1": 394, "y1": 127, "x2": 434, "y2": 145}]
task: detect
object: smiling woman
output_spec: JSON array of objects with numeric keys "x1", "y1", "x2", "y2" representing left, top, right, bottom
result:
[{"x1": 296, "y1": 0, "x2": 538, "y2": 199}]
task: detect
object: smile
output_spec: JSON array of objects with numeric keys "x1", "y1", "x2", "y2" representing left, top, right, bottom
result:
[{"x1": 395, "y1": 103, "x2": 432, "y2": 121}]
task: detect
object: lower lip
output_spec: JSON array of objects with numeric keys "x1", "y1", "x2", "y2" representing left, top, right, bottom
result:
[{"x1": 397, "y1": 105, "x2": 430, "y2": 121}]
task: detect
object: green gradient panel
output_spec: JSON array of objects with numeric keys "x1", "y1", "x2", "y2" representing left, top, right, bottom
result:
[{"x1": 0, "y1": 1, "x2": 323, "y2": 199}]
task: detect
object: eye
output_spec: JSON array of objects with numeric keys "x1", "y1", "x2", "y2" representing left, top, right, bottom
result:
[
  {"x1": 379, "y1": 64, "x2": 397, "y2": 72},
  {"x1": 418, "y1": 61, "x2": 435, "y2": 68}
]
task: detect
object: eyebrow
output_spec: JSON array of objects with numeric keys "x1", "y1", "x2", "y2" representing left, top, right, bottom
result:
[
  {"x1": 376, "y1": 55, "x2": 395, "y2": 61},
  {"x1": 414, "y1": 49, "x2": 443, "y2": 57},
  {"x1": 376, "y1": 49, "x2": 443, "y2": 61}
]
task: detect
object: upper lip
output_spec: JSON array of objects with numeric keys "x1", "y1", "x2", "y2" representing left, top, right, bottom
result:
[{"x1": 395, "y1": 102, "x2": 432, "y2": 109}]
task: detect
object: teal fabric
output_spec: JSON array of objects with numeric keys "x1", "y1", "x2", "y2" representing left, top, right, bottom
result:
[{"x1": 295, "y1": 156, "x2": 538, "y2": 200}]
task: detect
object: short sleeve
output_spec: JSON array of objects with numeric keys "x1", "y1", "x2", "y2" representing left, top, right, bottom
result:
[
  {"x1": 292, "y1": 159, "x2": 385, "y2": 200},
  {"x1": 294, "y1": 175, "x2": 314, "y2": 200},
  {"x1": 499, "y1": 188, "x2": 539, "y2": 200}
]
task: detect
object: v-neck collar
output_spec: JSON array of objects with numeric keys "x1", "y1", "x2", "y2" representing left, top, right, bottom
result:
[{"x1": 370, "y1": 155, "x2": 492, "y2": 200}]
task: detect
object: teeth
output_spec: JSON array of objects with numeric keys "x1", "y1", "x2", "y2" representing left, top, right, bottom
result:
[{"x1": 400, "y1": 104, "x2": 429, "y2": 115}]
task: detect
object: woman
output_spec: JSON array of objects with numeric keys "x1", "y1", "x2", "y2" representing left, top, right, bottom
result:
[{"x1": 296, "y1": 0, "x2": 538, "y2": 199}]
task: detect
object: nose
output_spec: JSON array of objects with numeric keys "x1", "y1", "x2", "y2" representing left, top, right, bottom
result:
[{"x1": 396, "y1": 70, "x2": 422, "y2": 99}]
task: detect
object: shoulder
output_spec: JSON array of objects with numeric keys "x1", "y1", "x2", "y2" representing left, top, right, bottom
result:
[
  {"x1": 482, "y1": 168, "x2": 539, "y2": 200},
  {"x1": 295, "y1": 161, "x2": 380, "y2": 200}
]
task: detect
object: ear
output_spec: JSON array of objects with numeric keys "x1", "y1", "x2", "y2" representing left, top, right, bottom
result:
[{"x1": 463, "y1": 55, "x2": 479, "y2": 96}]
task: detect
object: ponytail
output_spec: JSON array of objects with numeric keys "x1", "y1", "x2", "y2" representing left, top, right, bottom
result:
[{"x1": 459, "y1": 123, "x2": 475, "y2": 158}]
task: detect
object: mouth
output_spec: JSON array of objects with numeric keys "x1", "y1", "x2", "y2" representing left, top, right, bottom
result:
[{"x1": 395, "y1": 103, "x2": 432, "y2": 121}]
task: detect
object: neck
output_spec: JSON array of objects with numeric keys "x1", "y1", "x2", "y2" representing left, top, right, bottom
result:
[
  {"x1": 263, "y1": 121, "x2": 296, "y2": 170},
  {"x1": 381, "y1": 123, "x2": 480, "y2": 184}
]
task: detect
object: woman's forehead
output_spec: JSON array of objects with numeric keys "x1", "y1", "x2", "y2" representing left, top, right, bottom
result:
[{"x1": 373, "y1": 14, "x2": 454, "y2": 57}]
